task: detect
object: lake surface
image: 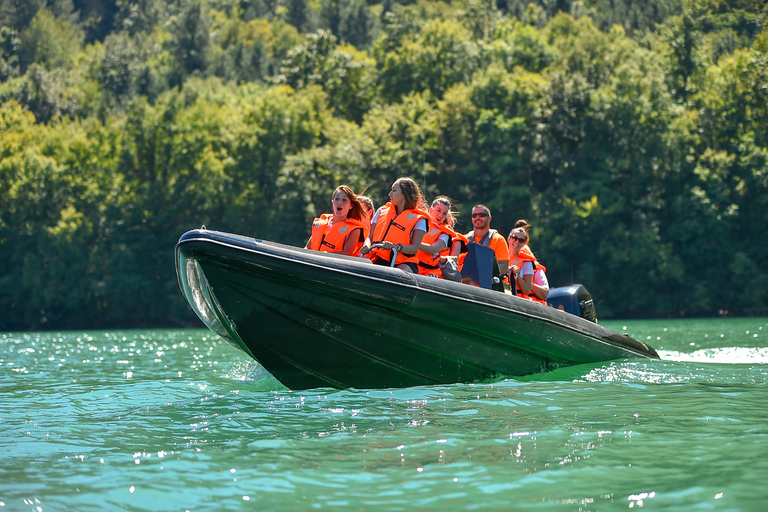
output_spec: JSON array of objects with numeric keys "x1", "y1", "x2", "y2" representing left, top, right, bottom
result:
[{"x1": 2, "y1": 317, "x2": 767, "y2": 511}]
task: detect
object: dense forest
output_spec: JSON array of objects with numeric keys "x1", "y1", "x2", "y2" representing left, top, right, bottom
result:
[{"x1": 1, "y1": 0, "x2": 766, "y2": 330}]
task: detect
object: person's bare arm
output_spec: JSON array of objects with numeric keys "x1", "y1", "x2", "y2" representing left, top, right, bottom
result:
[
  {"x1": 419, "y1": 237, "x2": 447, "y2": 255},
  {"x1": 516, "y1": 272, "x2": 532, "y2": 295}
]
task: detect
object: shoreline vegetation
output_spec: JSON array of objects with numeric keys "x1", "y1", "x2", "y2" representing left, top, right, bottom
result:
[{"x1": 1, "y1": 0, "x2": 767, "y2": 330}]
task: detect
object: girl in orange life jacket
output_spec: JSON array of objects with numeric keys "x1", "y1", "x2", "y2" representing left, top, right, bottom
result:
[
  {"x1": 416, "y1": 196, "x2": 465, "y2": 277},
  {"x1": 514, "y1": 220, "x2": 550, "y2": 301},
  {"x1": 305, "y1": 185, "x2": 367, "y2": 256},
  {"x1": 359, "y1": 177, "x2": 429, "y2": 273},
  {"x1": 508, "y1": 227, "x2": 549, "y2": 304}
]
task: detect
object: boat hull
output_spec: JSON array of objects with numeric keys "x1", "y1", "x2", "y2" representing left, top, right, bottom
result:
[{"x1": 176, "y1": 229, "x2": 658, "y2": 390}]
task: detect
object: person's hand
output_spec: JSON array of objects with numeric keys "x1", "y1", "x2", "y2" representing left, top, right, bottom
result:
[
  {"x1": 383, "y1": 241, "x2": 403, "y2": 252},
  {"x1": 510, "y1": 264, "x2": 519, "y2": 277}
]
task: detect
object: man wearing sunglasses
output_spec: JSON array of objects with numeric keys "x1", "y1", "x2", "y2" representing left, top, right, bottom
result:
[{"x1": 466, "y1": 205, "x2": 509, "y2": 276}]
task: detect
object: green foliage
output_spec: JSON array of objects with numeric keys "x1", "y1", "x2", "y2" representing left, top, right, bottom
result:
[
  {"x1": 277, "y1": 31, "x2": 377, "y2": 121},
  {"x1": 1, "y1": 0, "x2": 768, "y2": 329},
  {"x1": 378, "y1": 18, "x2": 481, "y2": 101},
  {"x1": 376, "y1": 3, "x2": 425, "y2": 52},
  {"x1": 0, "y1": 27, "x2": 21, "y2": 81},
  {"x1": 0, "y1": 0, "x2": 44, "y2": 32},
  {"x1": 281, "y1": 0, "x2": 318, "y2": 32},
  {"x1": 483, "y1": 19, "x2": 553, "y2": 73},
  {"x1": 169, "y1": 1, "x2": 212, "y2": 84},
  {"x1": 98, "y1": 33, "x2": 140, "y2": 102},
  {"x1": 214, "y1": 16, "x2": 274, "y2": 83},
  {"x1": 18, "y1": 8, "x2": 84, "y2": 72},
  {"x1": 336, "y1": 0, "x2": 378, "y2": 49},
  {"x1": 501, "y1": 0, "x2": 684, "y2": 34},
  {"x1": 660, "y1": 12, "x2": 702, "y2": 101},
  {"x1": 113, "y1": 0, "x2": 168, "y2": 35},
  {"x1": 14, "y1": 65, "x2": 78, "y2": 122},
  {"x1": 318, "y1": 0, "x2": 378, "y2": 48}
]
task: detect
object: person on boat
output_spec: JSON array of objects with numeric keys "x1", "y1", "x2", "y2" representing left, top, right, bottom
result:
[
  {"x1": 513, "y1": 220, "x2": 550, "y2": 301},
  {"x1": 465, "y1": 204, "x2": 509, "y2": 276},
  {"x1": 508, "y1": 227, "x2": 549, "y2": 304},
  {"x1": 359, "y1": 178, "x2": 429, "y2": 273},
  {"x1": 416, "y1": 196, "x2": 467, "y2": 278},
  {"x1": 305, "y1": 185, "x2": 367, "y2": 256},
  {"x1": 357, "y1": 195, "x2": 375, "y2": 230}
]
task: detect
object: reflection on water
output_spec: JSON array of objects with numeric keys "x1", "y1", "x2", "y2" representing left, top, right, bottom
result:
[{"x1": 2, "y1": 318, "x2": 768, "y2": 511}]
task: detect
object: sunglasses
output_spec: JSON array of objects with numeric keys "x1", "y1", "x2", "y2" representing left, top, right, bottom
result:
[
  {"x1": 471, "y1": 212, "x2": 488, "y2": 218},
  {"x1": 510, "y1": 236, "x2": 526, "y2": 243}
]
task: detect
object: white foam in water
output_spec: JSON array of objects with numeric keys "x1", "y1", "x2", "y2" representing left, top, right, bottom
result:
[
  {"x1": 659, "y1": 347, "x2": 768, "y2": 364},
  {"x1": 228, "y1": 360, "x2": 273, "y2": 382},
  {"x1": 226, "y1": 360, "x2": 287, "y2": 390},
  {"x1": 244, "y1": 363, "x2": 277, "y2": 382}
]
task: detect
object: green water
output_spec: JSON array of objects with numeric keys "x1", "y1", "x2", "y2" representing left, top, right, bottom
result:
[{"x1": 2, "y1": 318, "x2": 767, "y2": 511}]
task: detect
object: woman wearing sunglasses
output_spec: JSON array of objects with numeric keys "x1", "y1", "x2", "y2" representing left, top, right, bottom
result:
[{"x1": 508, "y1": 226, "x2": 549, "y2": 304}]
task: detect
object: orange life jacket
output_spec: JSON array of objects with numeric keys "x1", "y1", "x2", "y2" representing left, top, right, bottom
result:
[
  {"x1": 453, "y1": 232, "x2": 469, "y2": 255},
  {"x1": 367, "y1": 203, "x2": 428, "y2": 266},
  {"x1": 510, "y1": 250, "x2": 548, "y2": 305},
  {"x1": 417, "y1": 223, "x2": 461, "y2": 277},
  {"x1": 452, "y1": 233, "x2": 470, "y2": 267},
  {"x1": 308, "y1": 214, "x2": 366, "y2": 254},
  {"x1": 520, "y1": 245, "x2": 548, "y2": 278}
]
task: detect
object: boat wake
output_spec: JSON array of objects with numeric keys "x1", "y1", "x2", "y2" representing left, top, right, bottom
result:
[
  {"x1": 570, "y1": 346, "x2": 768, "y2": 385},
  {"x1": 659, "y1": 347, "x2": 768, "y2": 364}
]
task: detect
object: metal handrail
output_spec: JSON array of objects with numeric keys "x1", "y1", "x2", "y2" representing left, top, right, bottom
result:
[{"x1": 360, "y1": 242, "x2": 399, "y2": 267}]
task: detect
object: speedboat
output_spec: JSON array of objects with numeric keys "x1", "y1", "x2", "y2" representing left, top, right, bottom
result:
[{"x1": 175, "y1": 228, "x2": 659, "y2": 390}]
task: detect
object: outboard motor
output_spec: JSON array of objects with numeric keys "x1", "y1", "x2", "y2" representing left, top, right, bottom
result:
[{"x1": 547, "y1": 284, "x2": 598, "y2": 323}]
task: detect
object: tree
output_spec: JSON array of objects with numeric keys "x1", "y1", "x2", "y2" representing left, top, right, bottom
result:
[
  {"x1": 0, "y1": 27, "x2": 21, "y2": 80},
  {"x1": 15, "y1": 64, "x2": 76, "y2": 122},
  {"x1": 169, "y1": 1, "x2": 211, "y2": 84},
  {"x1": 282, "y1": 0, "x2": 317, "y2": 33},
  {"x1": 0, "y1": 0, "x2": 44, "y2": 32},
  {"x1": 98, "y1": 33, "x2": 139, "y2": 102},
  {"x1": 337, "y1": 0, "x2": 377, "y2": 49},
  {"x1": 277, "y1": 30, "x2": 377, "y2": 121},
  {"x1": 377, "y1": 19, "x2": 481, "y2": 101},
  {"x1": 18, "y1": 8, "x2": 83, "y2": 72},
  {"x1": 660, "y1": 12, "x2": 702, "y2": 102}
]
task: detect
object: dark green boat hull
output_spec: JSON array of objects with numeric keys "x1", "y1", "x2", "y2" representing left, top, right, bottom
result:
[{"x1": 175, "y1": 229, "x2": 659, "y2": 390}]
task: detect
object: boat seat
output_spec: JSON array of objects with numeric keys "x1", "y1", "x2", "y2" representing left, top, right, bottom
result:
[{"x1": 460, "y1": 243, "x2": 504, "y2": 291}]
